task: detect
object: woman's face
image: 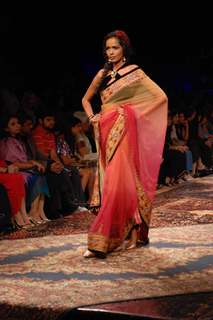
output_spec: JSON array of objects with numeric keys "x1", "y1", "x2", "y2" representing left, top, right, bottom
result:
[
  {"x1": 6, "y1": 117, "x2": 21, "y2": 136},
  {"x1": 105, "y1": 37, "x2": 124, "y2": 64}
]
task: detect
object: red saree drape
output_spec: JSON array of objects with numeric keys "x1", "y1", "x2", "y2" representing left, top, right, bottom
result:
[{"x1": 88, "y1": 67, "x2": 168, "y2": 254}]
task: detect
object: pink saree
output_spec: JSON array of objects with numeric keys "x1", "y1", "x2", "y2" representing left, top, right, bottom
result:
[{"x1": 88, "y1": 66, "x2": 168, "y2": 254}]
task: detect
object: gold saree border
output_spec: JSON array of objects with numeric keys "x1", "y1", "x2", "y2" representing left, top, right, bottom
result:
[
  {"x1": 135, "y1": 174, "x2": 152, "y2": 227},
  {"x1": 88, "y1": 217, "x2": 136, "y2": 253},
  {"x1": 106, "y1": 113, "x2": 125, "y2": 163}
]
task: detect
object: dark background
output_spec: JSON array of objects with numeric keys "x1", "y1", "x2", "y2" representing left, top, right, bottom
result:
[{"x1": 0, "y1": 6, "x2": 212, "y2": 110}]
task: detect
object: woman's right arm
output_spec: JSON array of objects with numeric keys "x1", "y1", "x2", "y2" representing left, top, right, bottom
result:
[{"x1": 82, "y1": 69, "x2": 104, "y2": 119}]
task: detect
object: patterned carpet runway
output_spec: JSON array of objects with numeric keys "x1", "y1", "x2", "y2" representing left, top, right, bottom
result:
[
  {"x1": 0, "y1": 224, "x2": 212, "y2": 312},
  {"x1": 0, "y1": 175, "x2": 212, "y2": 319}
]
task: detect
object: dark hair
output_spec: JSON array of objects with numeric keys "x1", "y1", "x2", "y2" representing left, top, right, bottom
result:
[
  {"x1": 0, "y1": 113, "x2": 19, "y2": 139},
  {"x1": 103, "y1": 30, "x2": 133, "y2": 63},
  {"x1": 36, "y1": 107, "x2": 55, "y2": 120},
  {"x1": 17, "y1": 111, "x2": 33, "y2": 124},
  {"x1": 63, "y1": 116, "x2": 82, "y2": 155},
  {"x1": 69, "y1": 116, "x2": 82, "y2": 128},
  {"x1": 95, "y1": 30, "x2": 134, "y2": 93}
]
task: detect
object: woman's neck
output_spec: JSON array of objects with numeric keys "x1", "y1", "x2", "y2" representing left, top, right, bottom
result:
[
  {"x1": 112, "y1": 60, "x2": 126, "y2": 71},
  {"x1": 110, "y1": 61, "x2": 128, "y2": 79}
]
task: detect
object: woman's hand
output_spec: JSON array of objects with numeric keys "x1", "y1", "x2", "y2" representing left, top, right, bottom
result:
[
  {"x1": 90, "y1": 113, "x2": 100, "y2": 123},
  {"x1": 36, "y1": 163, "x2": 46, "y2": 173},
  {"x1": 7, "y1": 164, "x2": 19, "y2": 173},
  {"x1": 32, "y1": 160, "x2": 46, "y2": 173}
]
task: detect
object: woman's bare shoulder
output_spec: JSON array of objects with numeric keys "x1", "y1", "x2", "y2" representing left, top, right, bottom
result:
[
  {"x1": 96, "y1": 68, "x2": 105, "y2": 78},
  {"x1": 90, "y1": 69, "x2": 105, "y2": 83}
]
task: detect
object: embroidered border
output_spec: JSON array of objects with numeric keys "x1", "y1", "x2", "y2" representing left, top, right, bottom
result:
[
  {"x1": 135, "y1": 175, "x2": 152, "y2": 226},
  {"x1": 106, "y1": 114, "x2": 125, "y2": 163}
]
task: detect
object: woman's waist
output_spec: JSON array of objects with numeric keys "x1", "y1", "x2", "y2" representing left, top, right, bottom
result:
[
  {"x1": 101, "y1": 102, "x2": 129, "y2": 117},
  {"x1": 101, "y1": 103, "x2": 118, "y2": 113}
]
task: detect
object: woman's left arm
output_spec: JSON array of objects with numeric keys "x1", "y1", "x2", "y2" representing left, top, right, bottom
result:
[{"x1": 82, "y1": 69, "x2": 104, "y2": 119}]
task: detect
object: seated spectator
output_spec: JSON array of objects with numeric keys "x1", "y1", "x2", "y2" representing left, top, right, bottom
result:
[
  {"x1": 32, "y1": 109, "x2": 86, "y2": 216},
  {"x1": 71, "y1": 113, "x2": 97, "y2": 161},
  {"x1": 73, "y1": 110, "x2": 97, "y2": 153},
  {"x1": 0, "y1": 159, "x2": 32, "y2": 228},
  {"x1": 186, "y1": 108, "x2": 210, "y2": 176},
  {"x1": 0, "y1": 114, "x2": 49, "y2": 224},
  {"x1": 159, "y1": 114, "x2": 188, "y2": 186},
  {"x1": 197, "y1": 113, "x2": 213, "y2": 170},
  {"x1": 60, "y1": 115, "x2": 96, "y2": 204},
  {"x1": 171, "y1": 111, "x2": 193, "y2": 175}
]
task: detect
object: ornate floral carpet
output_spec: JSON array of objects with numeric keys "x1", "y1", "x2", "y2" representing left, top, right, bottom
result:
[
  {"x1": 152, "y1": 175, "x2": 213, "y2": 227},
  {"x1": 0, "y1": 175, "x2": 212, "y2": 319},
  {"x1": 0, "y1": 175, "x2": 212, "y2": 241},
  {"x1": 0, "y1": 224, "x2": 212, "y2": 319}
]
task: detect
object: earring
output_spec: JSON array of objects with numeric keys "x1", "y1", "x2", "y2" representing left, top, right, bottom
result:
[{"x1": 123, "y1": 57, "x2": 126, "y2": 62}]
